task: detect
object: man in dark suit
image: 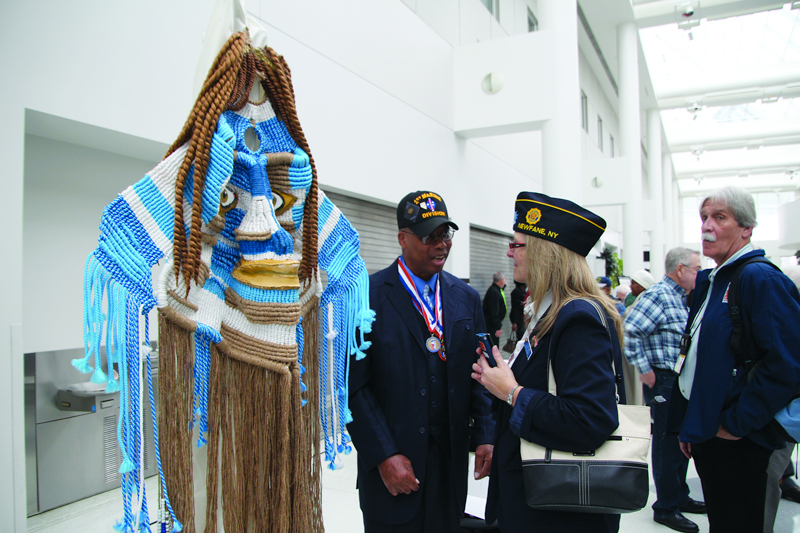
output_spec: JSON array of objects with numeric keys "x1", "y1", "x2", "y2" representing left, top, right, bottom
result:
[
  {"x1": 482, "y1": 271, "x2": 506, "y2": 346},
  {"x1": 347, "y1": 190, "x2": 495, "y2": 533}
]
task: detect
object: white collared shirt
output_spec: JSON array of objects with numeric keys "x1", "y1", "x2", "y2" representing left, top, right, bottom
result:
[{"x1": 678, "y1": 243, "x2": 753, "y2": 399}]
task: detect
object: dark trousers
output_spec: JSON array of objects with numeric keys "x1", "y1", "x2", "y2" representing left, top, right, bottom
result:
[
  {"x1": 363, "y1": 438, "x2": 460, "y2": 533},
  {"x1": 644, "y1": 369, "x2": 691, "y2": 519},
  {"x1": 692, "y1": 437, "x2": 773, "y2": 533}
]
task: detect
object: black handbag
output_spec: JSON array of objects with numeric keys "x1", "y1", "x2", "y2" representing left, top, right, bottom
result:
[
  {"x1": 519, "y1": 298, "x2": 651, "y2": 514},
  {"x1": 502, "y1": 331, "x2": 518, "y2": 353}
]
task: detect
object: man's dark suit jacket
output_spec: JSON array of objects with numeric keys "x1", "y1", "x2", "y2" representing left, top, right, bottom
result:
[
  {"x1": 482, "y1": 282, "x2": 506, "y2": 343},
  {"x1": 347, "y1": 259, "x2": 495, "y2": 525}
]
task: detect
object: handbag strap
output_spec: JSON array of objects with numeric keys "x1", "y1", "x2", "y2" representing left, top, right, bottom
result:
[{"x1": 545, "y1": 297, "x2": 620, "y2": 401}]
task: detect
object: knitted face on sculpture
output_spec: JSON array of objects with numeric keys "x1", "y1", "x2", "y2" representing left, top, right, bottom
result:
[{"x1": 157, "y1": 100, "x2": 318, "y2": 365}]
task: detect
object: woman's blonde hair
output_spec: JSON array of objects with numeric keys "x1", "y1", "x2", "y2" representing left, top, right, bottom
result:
[{"x1": 525, "y1": 234, "x2": 624, "y2": 346}]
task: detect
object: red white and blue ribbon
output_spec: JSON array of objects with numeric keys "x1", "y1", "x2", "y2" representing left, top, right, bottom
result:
[{"x1": 398, "y1": 259, "x2": 446, "y2": 360}]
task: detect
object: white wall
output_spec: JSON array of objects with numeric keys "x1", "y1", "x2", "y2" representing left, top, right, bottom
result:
[
  {"x1": 23, "y1": 135, "x2": 163, "y2": 354},
  {"x1": 579, "y1": 50, "x2": 620, "y2": 160}
]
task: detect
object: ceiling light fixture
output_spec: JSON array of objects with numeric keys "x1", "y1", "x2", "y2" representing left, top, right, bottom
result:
[{"x1": 675, "y1": 2, "x2": 700, "y2": 36}]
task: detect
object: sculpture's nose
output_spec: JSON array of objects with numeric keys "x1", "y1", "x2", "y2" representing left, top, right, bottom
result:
[{"x1": 232, "y1": 154, "x2": 298, "y2": 290}]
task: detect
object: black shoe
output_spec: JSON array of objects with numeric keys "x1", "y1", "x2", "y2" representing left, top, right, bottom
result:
[
  {"x1": 679, "y1": 498, "x2": 707, "y2": 514},
  {"x1": 654, "y1": 513, "x2": 700, "y2": 533},
  {"x1": 782, "y1": 484, "x2": 800, "y2": 504}
]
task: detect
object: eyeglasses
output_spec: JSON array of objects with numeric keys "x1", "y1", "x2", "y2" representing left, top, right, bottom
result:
[
  {"x1": 402, "y1": 228, "x2": 455, "y2": 245},
  {"x1": 508, "y1": 242, "x2": 526, "y2": 250}
]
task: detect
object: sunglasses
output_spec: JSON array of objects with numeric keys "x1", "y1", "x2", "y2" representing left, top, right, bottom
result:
[
  {"x1": 508, "y1": 241, "x2": 526, "y2": 250},
  {"x1": 402, "y1": 228, "x2": 455, "y2": 245}
]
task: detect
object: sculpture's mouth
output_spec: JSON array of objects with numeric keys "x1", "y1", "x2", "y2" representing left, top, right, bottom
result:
[{"x1": 232, "y1": 259, "x2": 301, "y2": 290}]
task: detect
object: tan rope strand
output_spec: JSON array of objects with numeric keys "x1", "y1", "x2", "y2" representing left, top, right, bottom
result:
[
  {"x1": 203, "y1": 344, "x2": 222, "y2": 533},
  {"x1": 158, "y1": 314, "x2": 197, "y2": 533},
  {"x1": 184, "y1": 63, "x2": 241, "y2": 286}
]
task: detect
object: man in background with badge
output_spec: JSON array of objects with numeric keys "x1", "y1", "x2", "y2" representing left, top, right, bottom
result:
[{"x1": 348, "y1": 190, "x2": 495, "y2": 533}]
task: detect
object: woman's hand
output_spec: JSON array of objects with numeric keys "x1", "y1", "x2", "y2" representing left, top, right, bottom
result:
[{"x1": 471, "y1": 345, "x2": 520, "y2": 403}]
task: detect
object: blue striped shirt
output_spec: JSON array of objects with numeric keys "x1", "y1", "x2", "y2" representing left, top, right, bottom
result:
[{"x1": 623, "y1": 276, "x2": 688, "y2": 374}]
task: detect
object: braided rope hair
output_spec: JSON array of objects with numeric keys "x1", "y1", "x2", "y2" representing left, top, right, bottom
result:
[{"x1": 165, "y1": 32, "x2": 319, "y2": 292}]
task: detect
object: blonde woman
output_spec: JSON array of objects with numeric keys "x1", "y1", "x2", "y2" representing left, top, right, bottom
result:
[{"x1": 472, "y1": 192, "x2": 625, "y2": 533}]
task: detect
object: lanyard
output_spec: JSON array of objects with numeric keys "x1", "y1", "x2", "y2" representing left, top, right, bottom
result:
[{"x1": 398, "y1": 260, "x2": 446, "y2": 360}]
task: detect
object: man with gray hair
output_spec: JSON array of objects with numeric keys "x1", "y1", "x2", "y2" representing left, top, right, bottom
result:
[
  {"x1": 624, "y1": 247, "x2": 705, "y2": 533},
  {"x1": 482, "y1": 271, "x2": 507, "y2": 346},
  {"x1": 670, "y1": 186, "x2": 800, "y2": 532}
]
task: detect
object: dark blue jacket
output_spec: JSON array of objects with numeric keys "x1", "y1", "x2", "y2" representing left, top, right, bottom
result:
[
  {"x1": 347, "y1": 260, "x2": 494, "y2": 525},
  {"x1": 675, "y1": 249, "x2": 800, "y2": 449},
  {"x1": 485, "y1": 299, "x2": 623, "y2": 532}
]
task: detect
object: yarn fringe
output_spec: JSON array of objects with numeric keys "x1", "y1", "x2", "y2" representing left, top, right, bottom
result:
[
  {"x1": 158, "y1": 313, "x2": 197, "y2": 533},
  {"x1": 157, "y1": 309, "x2": 322, "y2": 533}
]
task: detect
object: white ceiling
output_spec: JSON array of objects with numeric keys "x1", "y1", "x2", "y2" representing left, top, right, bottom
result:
[{"x1": 635, "y1": 2, "x2": 800, "y2": 196}]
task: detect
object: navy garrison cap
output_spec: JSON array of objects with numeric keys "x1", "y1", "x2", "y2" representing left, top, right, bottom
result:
[{"x1": 513, "y1": 192, "x2": 606, "y2": 257}]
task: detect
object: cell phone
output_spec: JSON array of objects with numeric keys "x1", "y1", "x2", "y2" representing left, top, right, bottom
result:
[{"x1": 476, "y1": 333, "x2": 497, "y2": 367}]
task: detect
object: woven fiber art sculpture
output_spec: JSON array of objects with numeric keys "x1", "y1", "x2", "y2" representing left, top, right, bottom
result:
[{"x1": 73, "y1": 32, "x2": 373, "y2": 533}]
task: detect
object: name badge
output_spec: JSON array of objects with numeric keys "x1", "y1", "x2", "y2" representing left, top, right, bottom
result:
[{"x1": 673, "y1": 333, "x2": 691, "y2": 375}]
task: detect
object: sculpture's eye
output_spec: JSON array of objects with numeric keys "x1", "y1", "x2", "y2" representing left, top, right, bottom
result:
[
  {"x1": 272, "y1": 190, "x2": 297, "y2": 216},
  {"x1": 220, "y1": 186, "x2": 238, "y2": 214}
]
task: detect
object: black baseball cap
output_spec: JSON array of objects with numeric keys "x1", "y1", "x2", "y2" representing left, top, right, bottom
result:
[{"x1": 397, "y1": 191, "x2": 459, "y2": 236}]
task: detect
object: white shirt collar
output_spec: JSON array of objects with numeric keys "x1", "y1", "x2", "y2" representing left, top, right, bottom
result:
[
  {"x1": 708, "y1": 243, "x2": 754, "y2": 283},
  {"x1": 509, "y1": 290, "x2": 552, "y2": 367}
]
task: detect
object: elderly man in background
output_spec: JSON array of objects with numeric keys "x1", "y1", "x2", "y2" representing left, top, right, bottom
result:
[
  {"x1": 625, "y1": 247, "x2": 706, "y2": 533},
  {"x1": 615, "y1": 284, "x2": 631, "y2": 308},
  {"x1": 671, "y1": 186, "x2": 800, "y2": 533}
]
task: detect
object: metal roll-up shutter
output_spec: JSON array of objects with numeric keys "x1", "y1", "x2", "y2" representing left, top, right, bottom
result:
[
  {"x1": 323, "y1": 190, "x2": 400, "y2": 274},
  {"x1": 469, "y1": 227, "x2": 515, "y2": 350}
]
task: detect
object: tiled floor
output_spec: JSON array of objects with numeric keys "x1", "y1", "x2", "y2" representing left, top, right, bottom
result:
[{"x1": 27, "y1": 446, "x2": 800, "y2": 533}]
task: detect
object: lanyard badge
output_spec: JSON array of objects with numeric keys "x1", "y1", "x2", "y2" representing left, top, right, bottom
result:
[
  {"x1": 673, "y1": 333, "x2": 692, "y2": 375},
  {"x1": 398, "y1": 261, "x2": 446, "y2": 361}
]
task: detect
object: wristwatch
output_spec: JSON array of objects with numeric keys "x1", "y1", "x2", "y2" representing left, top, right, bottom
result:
[{"x1": 506, "y1": 384, "x2": 521, "y2": 406}]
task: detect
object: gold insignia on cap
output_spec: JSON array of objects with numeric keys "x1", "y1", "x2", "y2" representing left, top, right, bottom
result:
[{"x1": 526, "y1": 208, "x2": 542, "y2": 225}]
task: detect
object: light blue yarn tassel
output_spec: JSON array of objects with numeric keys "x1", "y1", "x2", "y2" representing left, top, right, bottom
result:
[
  {"x1": 90, "y1": 364, "x2": 108, "y2": 384},
  {"x1": 106, "y1": 378, "x2": 121, "y2": 394},
  {"x1": 71, "y1": 357, "x2": 93, "y2": 374},
  {"x1": 192, "y1": 323, "x2": 220, "y2": 448}
]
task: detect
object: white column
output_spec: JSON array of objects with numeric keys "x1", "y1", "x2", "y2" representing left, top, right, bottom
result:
[
  {"x1": 0, "y1": 102, "x2": 25, "y2": 532},
  {"x1": 648, "y1": 109, "x2": 664, "y2": 279},
  {"x1": 539, "y1": 0, "x2": 582, "y2": 201},
  {"x1": 618, "y1": 22, "x2": 644, "y2": 275},
  {"x1": 673, "y1": 179, "x2": 683, "y2": 248},
  {"x1": 663, "y1": 153, "x2": 675, "y2": 251}
]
